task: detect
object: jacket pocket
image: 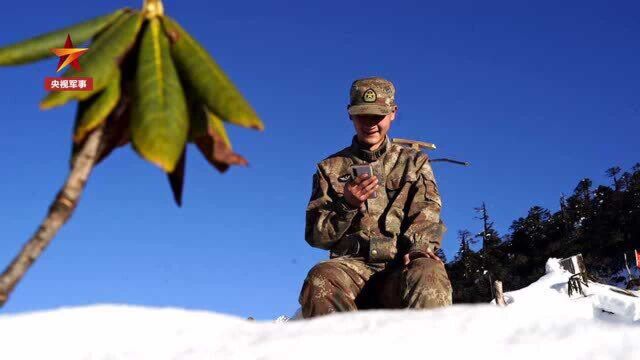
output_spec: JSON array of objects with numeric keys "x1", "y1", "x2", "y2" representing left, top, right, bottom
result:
[
  {"x1": 383, "y1": 176, "x2": 412, "y2": 236},
  {"x1": 385, "y1": 176, "x2": 404, "y2": 200}
]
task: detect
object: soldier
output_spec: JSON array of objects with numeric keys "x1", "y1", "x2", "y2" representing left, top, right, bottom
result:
[{"x1": 299, "y1": 77, "x2": 452, "y2": 318}]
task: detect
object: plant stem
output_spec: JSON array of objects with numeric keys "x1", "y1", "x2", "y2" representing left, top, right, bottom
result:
[
  {"x1": 0, "y1": 127, "x2": 104, "y2": 308},
  {"x1": 143, "y1": 0, "x2": 164, "y2": 18}
]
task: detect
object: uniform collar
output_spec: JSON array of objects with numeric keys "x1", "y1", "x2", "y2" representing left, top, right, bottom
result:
[{"x1": 350, "y1": 135, "x2": 390, "y2": 163}]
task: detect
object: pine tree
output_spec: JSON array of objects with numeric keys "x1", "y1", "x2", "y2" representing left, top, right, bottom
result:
[
  {"x1": 447, "y1": 164, "x2": 640, "y2": 302},
  {"x1": 449, "y1": 230, "x2": 484, "y2": 302},
  {"x1": 454, "y1": 230, "x2": 472, "y2": 263},
  {"x1": 606, "y1": 166, "x2": 622, "y2": 191},
  {"x1": 474, "y1": 202, "x2": 501, "y2": 250}
]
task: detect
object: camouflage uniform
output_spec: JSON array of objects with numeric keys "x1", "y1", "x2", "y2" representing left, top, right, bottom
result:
[{"x1": 299, "y1": 77, "x2": 452, "y2": 318}]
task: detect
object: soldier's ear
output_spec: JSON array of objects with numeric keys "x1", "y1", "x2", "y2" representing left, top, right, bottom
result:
[{"x1": 390, "y1": 106, "x2": 398, "y2": 121}]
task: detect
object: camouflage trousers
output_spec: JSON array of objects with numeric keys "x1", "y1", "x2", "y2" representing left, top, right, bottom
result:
[{"x1": 299, "y1": 256, "x2": 452, "y2": 318}]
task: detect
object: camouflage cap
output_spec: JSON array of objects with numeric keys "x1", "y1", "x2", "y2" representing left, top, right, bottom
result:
[{"x1": 348, "y1": 77, "x2": 396, "y2": 116}]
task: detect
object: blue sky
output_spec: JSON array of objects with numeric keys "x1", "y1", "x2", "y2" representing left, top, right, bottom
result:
[{"x1": 0, "y1": 0, "x2": 638, "y2": 319}]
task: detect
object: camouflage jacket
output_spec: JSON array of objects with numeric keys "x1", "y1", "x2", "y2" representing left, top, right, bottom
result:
[{"x1": 305, "y1": 136, "x2": 446, "y2": 263}]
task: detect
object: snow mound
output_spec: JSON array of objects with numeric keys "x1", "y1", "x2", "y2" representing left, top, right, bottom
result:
[
  {"x1": 498, "y1": 258, "x2": 640, "y2": 322},
  {"x1": 1, "y1": 259, "x2": 639, "y2": 360}
]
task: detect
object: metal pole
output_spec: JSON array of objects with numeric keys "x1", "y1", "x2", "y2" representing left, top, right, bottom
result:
[
  {"x1": 624, "y1": 252, "x2": 632, "y2": 282},
  {"x1": 488, "y1": 272, "x2": 495, "y2": 299},
  {"x1": 494, "y1": 280, "x2": 506, "y2": 307}
]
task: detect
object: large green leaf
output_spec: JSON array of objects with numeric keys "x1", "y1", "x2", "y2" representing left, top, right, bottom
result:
[
  {"x1": 40, "y1": 11, "x2": 143, "y2": 109},
  {"x1": 0, "y1": 9, "x2": 127, "y2": 66},
  {"x1": 70, "y1": 87, "x2": 130, "y2": 167},
  {"x1": 160, "y1": 16, "x2": 264, "y2": 131},
  {"x1": 189, "y1": 100, "x2": 248, "y2": 173},
  {"x1": 130, "y1": 17, "x2": 189, "y2": 173},
  {"x1": 73, "y1": 70, "x2": 121, "y2": 143}
]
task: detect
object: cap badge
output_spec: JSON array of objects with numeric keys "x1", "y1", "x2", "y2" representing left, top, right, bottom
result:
[{"x1": 363, "y1": 89, "x2": 377, "y2": 103}]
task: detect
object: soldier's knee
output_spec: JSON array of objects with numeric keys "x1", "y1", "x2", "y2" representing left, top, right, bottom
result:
[
  {"x1": 410, "y1": 258, "x2": 450, "y2": 286},
  {"x1": 299, "y1": 260, "x2": 358, "y2": 316},
  {"x1": 409, "y1": 257, "x2": 446, "y2": 275},
  {"x1": 300, "y1": 263, "x2": 330, "y2": 308},
  {"x1": 307, "y1": 261, "x2": 338, "y2": 280},
  {"x1": 301, "y1": 261, "x2": 344, "y2": 298},
  {"x1": 405, "y1": 258, "x2": 452, "y2": 308}
]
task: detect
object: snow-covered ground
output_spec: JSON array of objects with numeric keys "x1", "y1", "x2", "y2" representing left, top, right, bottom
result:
[{"x1": 1, "y1": 259, "x2": 639, "y2": 360}]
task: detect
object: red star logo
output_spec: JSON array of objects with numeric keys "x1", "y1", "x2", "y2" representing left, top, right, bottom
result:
[{"x1": 50, "y1": 34, "x2": 88, "y2": 72}]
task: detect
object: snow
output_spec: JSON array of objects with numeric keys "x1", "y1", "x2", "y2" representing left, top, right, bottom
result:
[{"x1": 1, "y1": 259, "x2": 639, "y2": 360}]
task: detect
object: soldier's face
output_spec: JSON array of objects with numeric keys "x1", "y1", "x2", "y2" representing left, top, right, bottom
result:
[{"x1": 350, "y1": 109, "x2": 396, "y2": 148}]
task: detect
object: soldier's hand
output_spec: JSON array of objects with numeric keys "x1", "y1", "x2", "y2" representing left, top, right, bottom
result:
[
  {"x1": 403, "y1": 249, "x2": 442, "y2": 266},
  {"x1": 344, "y1": 173, "x2": 379, "y2": 208}
]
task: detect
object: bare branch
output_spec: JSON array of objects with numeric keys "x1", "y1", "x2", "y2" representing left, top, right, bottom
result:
[{"x1": 0, "y1": 127, "x2": 103, "y2": 307}]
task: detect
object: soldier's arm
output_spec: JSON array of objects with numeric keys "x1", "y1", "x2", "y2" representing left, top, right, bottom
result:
[
  {"x1": 304, "y1": 166, "x2": 359, "y2": 250},
  {"x1": 401, "y1": 157, "x2": 447, "y2": 254}
]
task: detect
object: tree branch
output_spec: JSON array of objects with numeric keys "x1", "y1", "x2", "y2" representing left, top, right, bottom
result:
[{"x1": 0, "y1": 126, "x2": 103, "y2": 307}]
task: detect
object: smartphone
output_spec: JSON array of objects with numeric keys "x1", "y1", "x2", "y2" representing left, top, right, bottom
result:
[{"x1": 350, "y1": 164, "x2": 377, "y2": 198}]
